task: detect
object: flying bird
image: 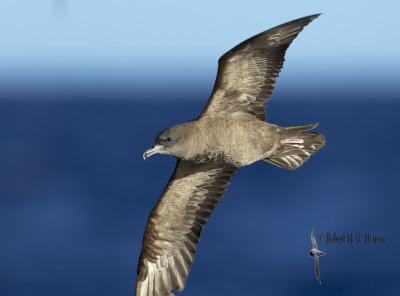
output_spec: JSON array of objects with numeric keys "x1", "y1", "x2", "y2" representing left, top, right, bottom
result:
[
  {"x1": 309, "y1": 229, "x2": 326, "y2": 284},
  {"x1": 137, "y1": 14, "x2": 326, "y2": 295}
]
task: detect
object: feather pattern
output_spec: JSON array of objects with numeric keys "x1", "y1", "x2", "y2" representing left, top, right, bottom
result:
[
  {"x1": 136, "y1": 161, "x2": 237, "y2": 296},
  {"x1": 201, "y1": 14, "x2": 320, "y2": 121},
  {"x1": 265, "y1": 123, "x2": 325, "y2": 170}
]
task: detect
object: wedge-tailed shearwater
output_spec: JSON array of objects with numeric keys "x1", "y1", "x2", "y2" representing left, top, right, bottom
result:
[
  {"x1": 309, "y1": 228, "x2": 326, "y2": 284},
  {"x1": 137, "y1": 14, "x2": 326, "y2": 295}
]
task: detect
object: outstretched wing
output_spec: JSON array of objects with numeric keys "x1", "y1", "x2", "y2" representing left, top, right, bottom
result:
[
  {"x1": 311, "y1": 228, "x2": 317, "y2": 249},
  {"x1": 314, "y1": 257, "x2": 321, "y2": 284},
  {"x1": 136, "y1": 160, "x2": 237, "y2": 296},
  {"x1": 200, "y1": 14, "x2": 320, "y2": 121}
]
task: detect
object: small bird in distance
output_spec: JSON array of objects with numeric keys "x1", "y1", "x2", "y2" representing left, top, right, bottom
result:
[{"x1": 309, "y1": 228, "x2": 326, "y2": 284}]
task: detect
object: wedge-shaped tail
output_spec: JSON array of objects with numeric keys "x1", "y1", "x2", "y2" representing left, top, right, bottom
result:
[{"x1": 265, "y1": 123, "x2": 325, "y2": 170}]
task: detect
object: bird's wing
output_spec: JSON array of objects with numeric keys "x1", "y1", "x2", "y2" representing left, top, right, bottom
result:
[
  {"x1": 200, "y1": 14, "x2": 320, "y2": 121},
  {"x1": 136, "y1": 160, "x2": 237, "y2": 296},
  {"x1": 311, "y1": 228, "x2": 317, "y2": 249},
  {"x1": 314, "y1": 256, "x2": 321, "y2": 284}
]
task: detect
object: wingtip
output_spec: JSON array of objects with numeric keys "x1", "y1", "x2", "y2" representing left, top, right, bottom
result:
[
  {"x1": 291, "y1": 13, "x2": 321, "y2": 25},
  {"x1": 302, "y1": 13, "x2": 321, "y2": 24},
  {"x1": 303, "y1": 13, "x2": 322, "y2": 21},
  {"x1": 311, "y1": 13, "x2": 322, "y2": 19}
]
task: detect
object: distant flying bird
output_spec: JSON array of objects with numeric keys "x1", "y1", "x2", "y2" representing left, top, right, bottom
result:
[
  {"x1": 309, "y1": 229, "x2": 326, "y2": 284},
  {"x1": 137, "y1": 14, "x2": 325, "y2": 295}
]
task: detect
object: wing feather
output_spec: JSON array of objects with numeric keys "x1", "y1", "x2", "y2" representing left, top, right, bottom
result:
[
  {"x1": 136, "y1": 160, "x2": 237, "y2": 296},
  {"x1": 200, "y1": 14, "x2": 320, "y2": 121},
  {"x1": 314, "y1": 257, "x2": 321, "y2": 284},
  {"x1": 311, "y1": 228, "x2": 317, "y2": 249}
]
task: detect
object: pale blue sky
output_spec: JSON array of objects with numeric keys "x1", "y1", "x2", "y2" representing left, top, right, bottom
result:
[{"x1": 0, "y1": 1, "x2": 399, "y2": 96}]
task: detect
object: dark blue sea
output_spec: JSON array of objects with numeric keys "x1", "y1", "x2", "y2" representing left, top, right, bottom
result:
[{"x1": 1, "y1": 88, "x2": 399, "y2": 295}]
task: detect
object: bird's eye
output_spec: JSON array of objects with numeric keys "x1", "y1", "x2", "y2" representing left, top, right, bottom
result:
[{"x1": 167, "y1": 137, "x2": 172, "y2": 142}]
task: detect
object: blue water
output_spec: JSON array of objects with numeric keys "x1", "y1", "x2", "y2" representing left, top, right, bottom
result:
[{"x1": 1, "y1": 91, "x2": 399, "y2": 295}]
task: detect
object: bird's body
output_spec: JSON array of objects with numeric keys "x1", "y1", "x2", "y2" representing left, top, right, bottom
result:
[
  {"x1": 309, "y1": 229, "x2": 326, "y2": 284},
  {"x1": 164, "y1": 117, "x2": 279, "y2": 166},
  {"x1": 309, "y1": 248, "x2": 326, "y2": 258},
  {"x1": 137, "y1": 14, "x2": 326, "y2": 295}
]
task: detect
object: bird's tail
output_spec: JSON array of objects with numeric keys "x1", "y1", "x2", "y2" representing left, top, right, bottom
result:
[{"x1": 264, "y1": 123, "x2": 325, "y2": 170}]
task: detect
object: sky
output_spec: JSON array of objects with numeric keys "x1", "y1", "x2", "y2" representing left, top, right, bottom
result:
[{"x1": 0, "y1": 0, "x2": 399, "y2": 97}]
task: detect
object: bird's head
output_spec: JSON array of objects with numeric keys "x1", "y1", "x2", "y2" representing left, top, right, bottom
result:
[{"x1": 143, "y1": 123, "x2": 191, "y2": 160}]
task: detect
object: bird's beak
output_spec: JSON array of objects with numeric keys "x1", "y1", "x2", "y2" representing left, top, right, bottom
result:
[{"x1": 143, "y1": 144, "x2": 164, "y2": 160}]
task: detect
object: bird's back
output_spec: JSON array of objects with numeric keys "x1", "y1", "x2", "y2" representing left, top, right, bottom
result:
[{"x1": 183, "y1": 116, "x2": 279, "y2": 167}]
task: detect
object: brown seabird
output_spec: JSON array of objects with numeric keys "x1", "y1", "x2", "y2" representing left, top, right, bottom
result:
[{"x1": 137, "y1": 14, "x2": 326, "y2": 295}]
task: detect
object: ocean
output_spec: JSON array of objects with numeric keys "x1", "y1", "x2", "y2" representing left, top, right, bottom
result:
[{"x1": 1, "y1": 89, "x2": 399, "y2": 295}]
